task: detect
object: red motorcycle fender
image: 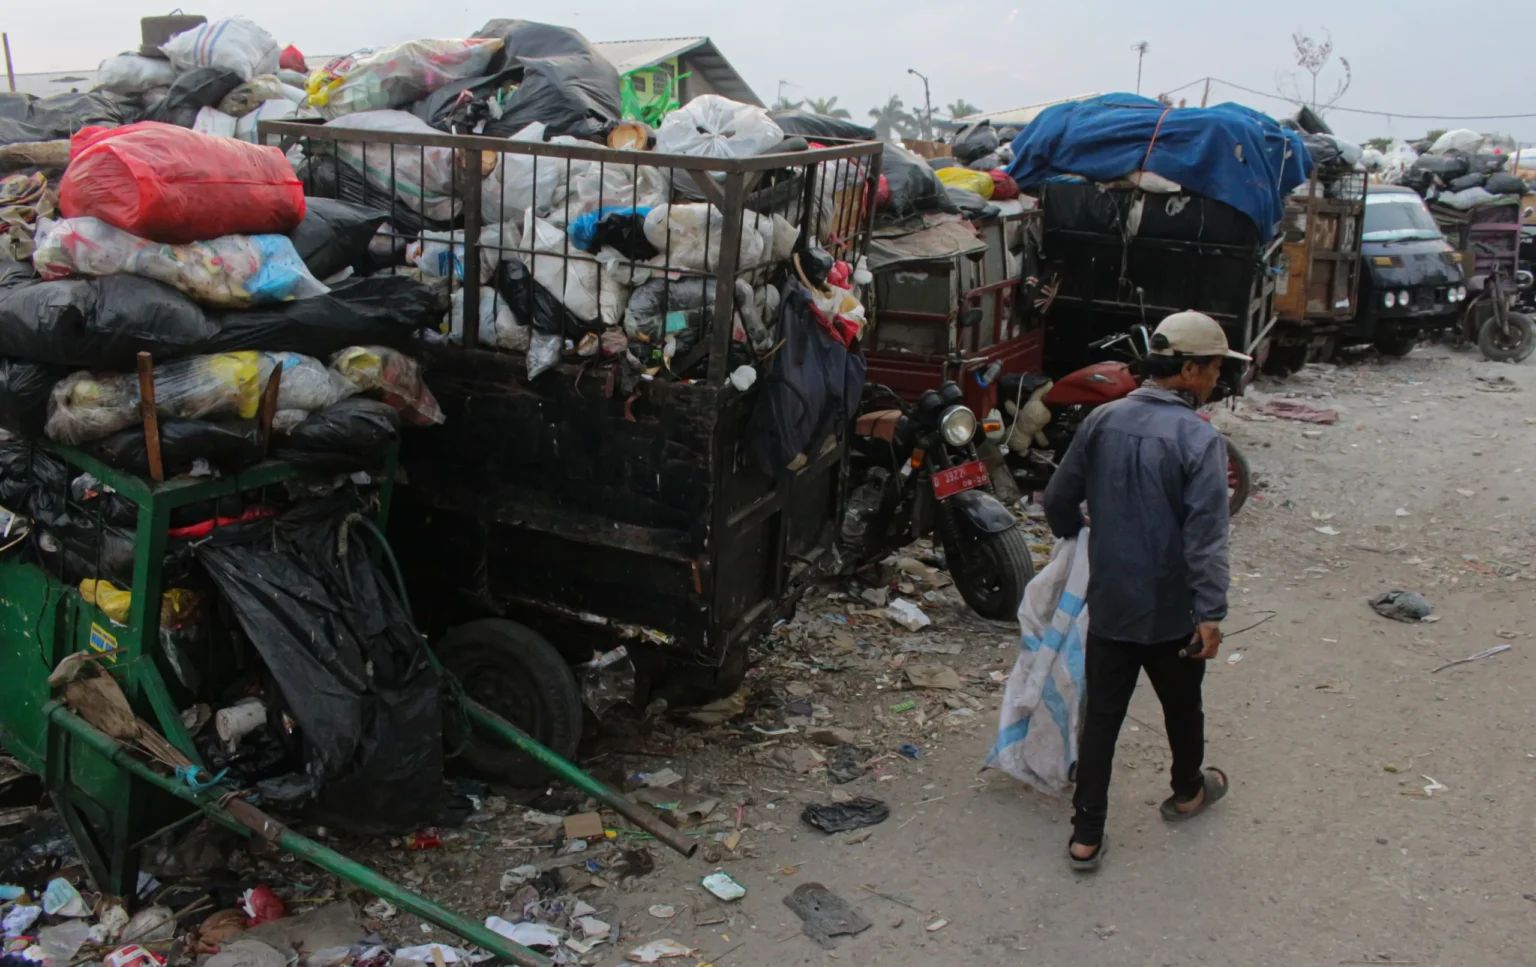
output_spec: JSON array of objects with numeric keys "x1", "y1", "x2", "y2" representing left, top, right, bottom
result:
[{"x1": 947, "y1": 489, "x2": 1017, "y2": 535}]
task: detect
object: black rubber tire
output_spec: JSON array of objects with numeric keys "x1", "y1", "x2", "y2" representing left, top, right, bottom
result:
[
  {"x1": 436, "y1": 618, "x2": 583, "y2": 786},
  {"x1": 1374, "y1": 330, "x2": 1418, "y2": 358},
  {"x1": 946, "y1": 523, "x2": 1036, "y2": 621},
  {"x1": 1478, "y1": 311, "x2": 1536, "y2": 363},
  {"x1": 1263, "y1": 343, "x2": 1309, "y2": 376},
  {"x1": 1226, "y1": 439, "x2": 1252, "y2": 516}
]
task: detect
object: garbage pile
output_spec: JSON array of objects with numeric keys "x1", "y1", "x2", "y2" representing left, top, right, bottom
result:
[{"x1": 1374, "y1": 129, "x2": 1531, "y2": 210}]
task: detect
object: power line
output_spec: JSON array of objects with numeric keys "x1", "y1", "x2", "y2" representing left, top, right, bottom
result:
[{"x1": 1158, "y1": 76, "x2": 1536, "y2": 122}]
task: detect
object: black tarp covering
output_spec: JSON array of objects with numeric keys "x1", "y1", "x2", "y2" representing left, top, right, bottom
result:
[
  {"x1": 140, "y1": 68, "x2": 242, "y2": 129},
  {"x1": 879, "y1": 142, "x2": 958, "y2": 218},
  {"x1": 93, "y1": 419, "x2": 263, "y2": 477},
  {"x1": 272, "y1": 399, "x2": 400, "y2": 474},
  {"x1": 952, "y1": 121, "x2": 1000, "y2": 165},
  {"x1": 0, "y1": 91, "x2": 138, "y2": 145},
  {"x1": 287, "y1": 198, "x2": 389, "y2": 280},
  {"x1": 748, "y1": 281, "x2": 865, "y2": 476},
  {"x1": 413, "y1": 19, "x2": 621, "y2": 140},
  {"x1": 769, "y1": 110, "x2": 876, "y2": 143},
  {"x1": 493, "y1": 258, "x2": 587, "y2": 335},
  {"x1": 0, "y1": 264, "x2": 439, "y2": 369},
  {"x1": 0, "y1": 358, "x2": 68, "y2": 438},
  {"x1": 196, "y1": 500, "x2": 443, "y2": 831}
]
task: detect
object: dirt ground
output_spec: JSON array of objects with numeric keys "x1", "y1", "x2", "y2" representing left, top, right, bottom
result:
[{"x1": 319, "y1": 342, "x2": 1535, "y2": 967}]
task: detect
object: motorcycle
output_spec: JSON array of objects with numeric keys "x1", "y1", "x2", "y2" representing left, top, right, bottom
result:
[
  {"x1": 992, "y1": 328, "x2": 1254, "y2": 514},
  {"x1": 842, "y1": 380, "x2": 1035, "y2": 621},
  {"x1": 1459, "y1": 240, "x2": 1536, "y2": 363}
]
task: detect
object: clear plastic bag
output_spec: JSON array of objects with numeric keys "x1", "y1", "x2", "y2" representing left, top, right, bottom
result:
[
  {"x1": 161, "y1": 17, "x2": 281, "y2": 82},
  {"x1": 45, "y1": 352, "x2": 263, "y2": 445},
  {"x1": 96, "y1": 54, "x2": 177, "y2": 96},
  {"x1": 306, "y1": 38, "x2": 504, "y2": 118},
  {"x1": 526, "y1": 214, "x2": 628, "y2": 326},
  {"x1": 326, "y1": 111, "x2": 459, "y2": 223},
  {"x1": 480, "y1": 123, "x2": 562, "y2": 227},
  {"x1": 643, "y1": 204, "x2": 770, "y2": 273},
  {"x1": 447, "y1": 287, "x2": 531, "y2": 352},
  {"x1": 329, "y1": 346, "x2": 444, "y2": 425},
  {"x1": 527, "y1": 330, "x2": 563, "y2": 379},
  {"x1": 219, "y1": 75, "x2": 299, "y2": 117},
  {"x1": 259, "y1": 351, "x2": 357, "y2": 412},
  {"x1": 34, "y1": 217, "x2": 329, "y2": 308},
  {"x1": 655, "y1": 95, "x2": 784, "y2": 159}
]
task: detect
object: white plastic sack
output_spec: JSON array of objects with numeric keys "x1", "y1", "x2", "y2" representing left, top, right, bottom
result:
[
  {"x1": 1428, "y1": 128, "x2": 1484, "y2": 156},
  {"x1": 325, "y1": 111, "x2": 459, "y2": 222},
  {"x1": 258, "y1": 352, "x2": 357, "y2": 412},
  {"x1": 1437, "y1": 186, "x2": 1504, "y2": 210},
  {"x1": 161, "y1": 17, "x2": 281, "y2": 82},
  {"x1": 447, "y1": 287, "x2": 531, "y2": 352},
  {"x1": 655, "y1": 95, "x2": 783, "y2": 159},
  {"x1": 526, "y1": 214, "x2": 628, "y2": 326},
  {"x1": 233, "y1": 99, "x2": 301, "y2": 143},
  {"x1": 481, "y1": 123, "x2": 563, "y2": 227},
  {"x1": 408, "y1": 223, "x2": 518, "y2": 282},
  {"x1": 557, "y1": 161, "x2": 669, "y2": 224},
  {"x1": 643, "y1": 204, "x2": 769, "y2": 273},
  {"x1": 984, "y1": 532, "x2": 1088, "y2": 795},
  {"x1": 306, "y1": 38, "x2": 504, "y2": 119},
  {"x1": 95, "y1": 54, "x2": 177, "y2": 96},
  {"x1": 33, "y1": 217, "x2": 328, "y2": 308},
  {"x1": 192, "y1": 107, "x2": 238, "y2": 139}
]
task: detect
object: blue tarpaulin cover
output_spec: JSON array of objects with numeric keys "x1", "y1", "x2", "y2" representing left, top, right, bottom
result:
[{"x1": 1007, "y1": 93, "x2": 1312, "y2": 240}]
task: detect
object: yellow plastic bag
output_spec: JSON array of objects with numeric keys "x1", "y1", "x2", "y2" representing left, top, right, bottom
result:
[
  {"x1": 80, "y1": 579, "x2": 201, "y2": 626},
  {"x1": 936, "y1": 166, "x2": 996, "y2": 200}
]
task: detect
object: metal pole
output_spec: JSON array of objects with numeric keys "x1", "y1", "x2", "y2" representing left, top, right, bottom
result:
[
  {"x1": 907, "y1": 69, "x2": 932, "y2": 141},
  {"x1": 3, "y1": 34, "x2": 15, "y2": 95},
  {"x1": 1201, "y1": 77, "x2": 1211, "y2": 108},
  {"x1": 461, "y1": 697, "x2": 701, "y2": 859},
  {"x1": 45, "y1": 703, "x2": 553, "y2": 967}
]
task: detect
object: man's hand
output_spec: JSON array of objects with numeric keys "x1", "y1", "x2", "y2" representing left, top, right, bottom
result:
[{"x1": 1184, "y1": 621, "x2": 1222, "y2": 660}]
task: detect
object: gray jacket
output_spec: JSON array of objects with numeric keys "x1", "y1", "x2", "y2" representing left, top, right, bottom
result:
[{"x1": 1042, "y1": 385, "x2": 1231, "y2": 644}]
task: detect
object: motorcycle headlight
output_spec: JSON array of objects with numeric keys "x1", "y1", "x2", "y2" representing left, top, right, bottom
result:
[
  {"x1": 1383, "y1": 291, "x2": 1396, "y2": 308},
  {"x1": 940, "y1": 406, "x2": 978, "y2": 447},
  {"x1": 1397, "y1": 289, "x2": 1411, "y2": 307}
]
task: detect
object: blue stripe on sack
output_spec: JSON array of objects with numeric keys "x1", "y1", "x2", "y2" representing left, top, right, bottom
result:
[
  {"x1": 1019, "y1": 633, "x2": 1043, "y2": 654},
  {"x1": 202, "y1": 20, "x2": 230, "y2": 67},
  {"x1": 1040, "y1": 674, "x2": 1071, "y2": 748},
  {"x1": 1059, "y1": 590, "x2": 1085, "y2": 616},
  {"x1": 1064, "y1": 625, "x2": 1086, "y2": 680},
  {"x1": 989, "y1": 714, "x2": 1036, "y2": 761}
]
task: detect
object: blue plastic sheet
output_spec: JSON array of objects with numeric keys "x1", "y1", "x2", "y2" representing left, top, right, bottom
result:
[{"x1": 1007, "y1": 93, "x2": 1311, "y2": 239}]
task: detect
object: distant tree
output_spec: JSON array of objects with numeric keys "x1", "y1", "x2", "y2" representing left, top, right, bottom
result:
[
  {"x1": 945, "y1": 99, "x2": 982, "y2": 120},
  {"x1": 1276, "y1": 28, "x2": 1351, "y2": 113},
  {"x1": 772, "y1": 96, "x2": 804, "y2": 111},
  {"x1": 868, "y1": 96, "x2": 917, "y2": 141},
  {"x1": 807, "y1": 96, "x2": 852, "y2": 119},
  {"x1": 1363, "y1": 136, "x2": 1394, "y2": 151},
  {"x1": 1423, "y1": 128, "x2": 1447, "y2": 145}
]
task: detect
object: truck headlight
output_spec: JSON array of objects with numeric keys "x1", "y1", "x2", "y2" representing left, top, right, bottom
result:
[
  {"x1": 941, "y1": 406, "x2": 978, "y2": 447},
  {"x1": 1383, "y1": 291, "x2": 1396, "y2": 308},
  {"x1": 1457, "y1": 285, "x2": 1467, "y2": 301},
  {"x1": 1397, "y1": 289, "x2": 1411, "y2": 307}
]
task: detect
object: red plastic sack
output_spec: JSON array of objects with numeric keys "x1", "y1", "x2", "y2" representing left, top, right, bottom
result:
[
  {"x1": 989, "y1": 169, "x2": 1021, "y2": 201},
  {"x1": 61, "y1": 122, "x2": 305, "y2": 244},
  {"x1": 875, "y1": 174, "x2": 891, "y2": 209},
  {"x1": 279, "y1": 44, "x2": 307, "y2": 72}
]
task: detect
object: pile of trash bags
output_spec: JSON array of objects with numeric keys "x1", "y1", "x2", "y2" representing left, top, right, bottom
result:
[{"x1": 1374, "y1": 129, "x2": 1530, "y2": 210}]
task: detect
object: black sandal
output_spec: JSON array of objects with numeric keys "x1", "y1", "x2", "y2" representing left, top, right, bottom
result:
[
  {"x1": 1160, "y1": 766, "x2": 1229, "y2": 822},
  {"x1": 1067, "y1": 835, "x2": 1107, "y2": 873}
]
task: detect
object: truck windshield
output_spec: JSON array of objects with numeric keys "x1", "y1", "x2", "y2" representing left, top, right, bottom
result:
[{"x1": 1363, "y1": 194, "x2": 1443, "y2": 243}]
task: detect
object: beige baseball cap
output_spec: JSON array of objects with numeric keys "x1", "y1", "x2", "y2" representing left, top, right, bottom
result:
[{"x1": 1149, "y1": 310, "x2": 1252, "y2": 361}]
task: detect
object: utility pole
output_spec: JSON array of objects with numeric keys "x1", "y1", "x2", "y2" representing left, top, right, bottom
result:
[
  {"x1": 907, "y1": 68, "x2": 932, "y2": 140},
  {"x1": 776, "y1": 79, "x2": 798, "y2": 108},
  {"x1": 3, "y1": 34, "x2": 15, "y2": 94},
  {"x1": 1200, "y1": 77, "x2": 1211, "y2": 108},
  {"x1": 1132, "y1": 41, "x2": 1149, "y2": 95}
]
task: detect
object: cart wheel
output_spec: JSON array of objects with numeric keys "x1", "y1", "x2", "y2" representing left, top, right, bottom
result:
[
  {"x1": 1478, "y1": 311, "x2": 1536, "y2": 363},
  {"x1": 437, "y1": 619, "x2": 583, "y2": 786},
  {"x1": 1373, "y1": 330, "x2": 1419, "y2": 358},
  {"x1": 1263, "y1": 343, "x2": 1308, "y2": 376}
]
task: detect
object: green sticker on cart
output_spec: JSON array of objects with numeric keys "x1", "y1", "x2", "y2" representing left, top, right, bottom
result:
[{"x1": 88, "y1": 623, "x2": 119, "y2": 663}]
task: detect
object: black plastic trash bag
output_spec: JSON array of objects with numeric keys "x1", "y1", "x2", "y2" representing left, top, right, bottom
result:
[
  {"x1": 1409, "y1": 153, "x2": 1470, "y2": 182},
  {"x1": 946, "y1": 187, "x2": 999, "y2": 220},
  {"x1": 202, "y1": 276, "x2": 443, "y2": 357},
  {"x1": 287, "y1": 198, "x2": 389, "y2": 279},
  {"x1": 296, "y1": 156, "x2": 448, "y2": 239},
  {"x1": 1446, "y1": 172, "x2": 1488, "y2": 192},
  {"x1": 879, "y1": 142, "x2": 958, "y2": 218},
  {"x1": 769, "y1": 110, "x2": 876, "y2": 142},
  {"x1": 1485, "y1": 172, "x2": 1527, "y2": 195},
  {"x1": 493, "y1": 258, "x2": 587, "y2": 335},
  {"x1": 141, "y1": 68, "x2": 243, "y2": 129},
  {"x1": 272, "y1": 398, "x2": 400, "y2": 474},
  {"x1": 93, "y1": 419, "x2": 263, "y2": 477},
  {"x1": 951, "y1": 120, "x2": 999, "y2": 165},
  {"x1": 0, "y1": 269, "x2": 216, "y2": 369},
  {"x1": 0, "y1": 91, "x2": 138, "y2": 145},
  {"x1": 0, "y1": 442, "x2": 68, "y2": 521},
  {"x1": 0, "y1": 359, "x2": 69, "y2": 438},
  {"x1": 195, "y1": 500, "x2": 443, "y2": 832},
  {"x1": 749, "y1": 280, "x2": 866, "y2": 476}
]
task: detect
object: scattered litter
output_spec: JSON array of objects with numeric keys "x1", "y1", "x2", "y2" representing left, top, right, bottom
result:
[
  {"x1": 1369, "y1": 590, "x2": 1434, "y2": 623},
  {"x1": 574, "y1": 916, "x2": 610, "y2": 940},
  {"x1": 1252, "y1": 399, "x2": 1339, "y2": 424},
  {"x1": 1421, "y1": 775, "x2": 1448, "y2": 796},
  {"x1": 647, "y1": 905, "x2": 676, "y2": 920},
  {"x1": 38, "y1": 920, "x2": 94, "y2": 961},
  {"x1": 904, "y1": 664, "x2": 961, "y2": 690},
  {"x1": 41, "y1": 877, "x2": 90, "y2": 917},
  {"x1": 925, "y1": 918, "x2": 949, "y2": 933},
  {"x1": 1314, "y1": 525, "x2": 1341, "y2": 536},
  {"x1": 485, "y1": 916, "x2": 563, "y2": 949},
  {"x1": 121, "y1": 905, "x2": 177, "y2": 944},
  {"x1": 500, "y1": 865, "x2": 538, "y2": 891},
  {"x1": 394, "y1": 945, "x2": 467, "y2": 964},
  {"x1": 1473, "y1": 374, "x2": 1518, "y2": 393},
  {"x1": 888, "y1": 699, "x2": 917, "y2": 714},
  {"x1": 885, "y1": 599, "x2": 931, "y2": 631},
  {"x1": 783, "y1": 883, "x2": 871, "y2": 950},
  {"x1": 686, "y1": 690, "x2": 748, "y2": 726},
  {"x1": 1394, "y1": 507, "x2": 1410, "y2": 517},
  {"x1": 1455, "y1": 488, "x2": 1476, "y2": 497},
  {"x1": 701, "y1": 872, "x2": 746, "y2": 902},
  {"x1": 897, "y1": 743, "x2": 922, "y2": 759},
  {"x1": 637, "y1": 768, "x2": 684, "y2": 789},
  {"x1": 563, "y1": 812, "x2": 605, "y2": 840},
  {"x1": 362, "y1": 898, "x2": 397, "y2": 921},
  {"x1": 104, "y1": 945, "x2": 166, "y2": 967},
  {"x1": 801, "y1": 797, "x2": 890, "y2": 833},
  {"x1": 203, "y1": 939, "x2": 287, "y2": 967},
  {"x1": 825, "y1": 744, "x2": 867, "y2": 784},
  {"x1": 1432, "y1": 644, "x2": 1511, "y2": 674},
  {"x1": 626, "y1": 939, "x2": 694, "y2": 963},
  {"x1": 1225, "y1": 652, "x2": 1244, "y2": 665}
]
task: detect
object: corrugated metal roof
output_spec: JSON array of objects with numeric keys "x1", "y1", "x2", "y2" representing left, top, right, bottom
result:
[{"x1": 591, "y1": 38, "x2": 708, "y2": 75}]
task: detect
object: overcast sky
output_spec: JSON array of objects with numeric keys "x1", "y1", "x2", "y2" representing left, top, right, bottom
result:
[{"x1": 9, "y1": 0, "x2": 1534, "y2": 145}]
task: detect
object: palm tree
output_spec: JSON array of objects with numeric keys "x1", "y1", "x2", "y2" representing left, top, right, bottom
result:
[
  {"x1": 772, "y1": 96, "x2": 804, "y2": 111},
  {"x1": 868, "y1": 95, "x2": 916, "y2": 142},
  {"x1": 946, "y1": 99, "x2": 982, "y2": 120},
  {"x1": 807, "y1": 96, "x2": 852, "y2": 119}
]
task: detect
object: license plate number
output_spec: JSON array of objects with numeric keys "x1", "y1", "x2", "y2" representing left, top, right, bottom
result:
[{"x1": 932, "y1": 460, "x2": 989, "y2": 499}]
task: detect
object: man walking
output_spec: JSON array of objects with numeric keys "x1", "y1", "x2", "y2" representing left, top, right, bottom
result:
[{"x1": 1043, "y1": 311, "x2": 1243, "y2": 871}]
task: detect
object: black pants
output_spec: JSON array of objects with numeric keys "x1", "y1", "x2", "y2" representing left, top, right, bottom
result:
[{"x1": 1071, "y1": 631, "x2": 1206, "y2": 846}]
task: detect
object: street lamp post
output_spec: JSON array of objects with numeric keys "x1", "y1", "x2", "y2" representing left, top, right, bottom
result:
[
  {"x1": 907, "y1": 68, "x2": 933, "y2": 140},
  {"x1": 1131, "y1": 41, "x2": 1149, "y2": 95}
]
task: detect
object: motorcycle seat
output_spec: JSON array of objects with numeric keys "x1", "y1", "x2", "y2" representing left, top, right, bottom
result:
[{"x1": 855, "y1": 409, "x2": 904, "y2": 442}]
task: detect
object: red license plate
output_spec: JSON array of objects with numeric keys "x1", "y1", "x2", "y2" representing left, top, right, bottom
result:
[{"x1": 932, "y1": 460, "x2": 989, "y2": 499}]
